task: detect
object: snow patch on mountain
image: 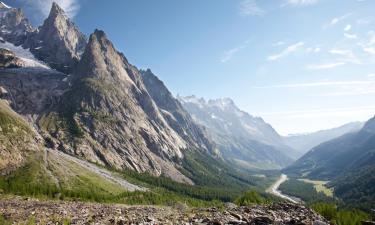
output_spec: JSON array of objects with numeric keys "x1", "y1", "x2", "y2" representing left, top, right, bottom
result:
[{"x1": 0, "y1": 40, "x2": 51, "y2": 69}]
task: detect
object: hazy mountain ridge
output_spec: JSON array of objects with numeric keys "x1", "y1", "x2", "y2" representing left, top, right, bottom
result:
[
  {"x1": 178, "y1": 95, "x2": 296, "y2": 170},
  {"x1": 284, "y1": 116, "x2": 375, "y2": 208},
  {"x1": 284, "y1": 122, "x2": 364, "y2": 157}
]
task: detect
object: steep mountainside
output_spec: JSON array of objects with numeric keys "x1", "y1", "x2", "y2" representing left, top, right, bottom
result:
[
  {"x1": 0, "y1": 100, "x2": 40, "y2": 175},
  {"x1": 284, "y1": 116, "x2": 375, "y2": 208},
  {"x1": 284, "y1": 122, "x2": 363, "y2": 157},
  {"x1": 178, "y1": 96, "x2": 295, "y2": 170},
  {"x1": 141, "y1": 69, "x2": 216, "y2": 154},
  {"x1": 39, "y1": 29, "x2": 195, "y2": 183}
]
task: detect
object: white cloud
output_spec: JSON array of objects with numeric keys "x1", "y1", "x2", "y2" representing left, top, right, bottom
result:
[
  {"x1": 267, "y1": 42, "x2": 304, "y2": 61},
  {"x1": 357, "y1": 18, "x2": 372, "y2": 25},
  {"x1": 306, "y1": 47, "x2": 321, "y2": 53},
  {"x1": 25, "y1": 0, "x2": 80, "y2": 19},
  {"x1": 273, "y1": 41, "x2": 286, "y2": 46},
  {"x1": 306, "y1": 62, "x2": 346, "y2": 70},
  {"x1": 275, "y1": 106, "x2": 375, "y2": 119},
  {"x1": 324, "y1": 13, "x2": 352, "y2": 28},
  {"x1": 254, "y1": 80, "x2": 375, "y2": 89},
  {"x1": 344, "y1": 24, "x2": 352, "y2": 31},
  {"x1": 239, "y1": 0, "x2": 265, "y2": 17},
  {"x1": 260, "y1": 106, "x2": 375, "y2": 118},
  {"x1": 221, "y1": 46, "x2": 244, "y2": 63},
  {"x1": 329, "y1": 49, "x2": 361, "y2": 64},
  {"x1": 358, "y1": 31, "x2": 375, "y2": 55},
  {"x1": 220, "y1": 40, "x2": 250, "y2": 63},
  {"x1": 283, "y1": 0, "x2": 319, "y2": 6},
  {"x1": 363, "y1": 47, "x2": 375, "y2": 55},
  {"x1": 344, "y1": 33, "x2": 357, "y2": 39}
]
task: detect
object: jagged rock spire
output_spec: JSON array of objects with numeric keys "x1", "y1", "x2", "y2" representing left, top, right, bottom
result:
[{"x1": 24, "y1": 2, "x2": 86, "y2": 73}]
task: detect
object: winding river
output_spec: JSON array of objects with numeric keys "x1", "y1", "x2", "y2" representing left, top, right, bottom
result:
[{"x1": 267, "y1": 174, "x2": 301, "y2": 203}]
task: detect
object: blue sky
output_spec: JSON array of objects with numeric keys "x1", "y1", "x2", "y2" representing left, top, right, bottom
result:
[{"x1": 6, "y1": 0, "x2": 375, "y2": 135}]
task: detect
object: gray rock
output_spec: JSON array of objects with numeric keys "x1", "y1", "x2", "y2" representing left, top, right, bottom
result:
[
  {"x1": 0, "y1": 48, "x2": 24, "y2": 68},
  {"x1": 0, "y1": 4, "x2": 33, "y2": 45},
  {"x1": 24, "y1": 2, "x2": 86, "y2": 73}
]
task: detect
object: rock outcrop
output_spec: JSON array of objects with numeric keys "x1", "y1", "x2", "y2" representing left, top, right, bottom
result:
[
  {"x1": 0, "y1": 3, "x2": 33, "y2": 46},
  {"x1": 0, "y1": 48, "x2": 24, "y2": 68}
]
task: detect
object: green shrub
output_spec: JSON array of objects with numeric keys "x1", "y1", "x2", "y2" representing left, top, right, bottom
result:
[
  {"x1": 311, "y1": 202, "x2": 370, "y2": 225},
  {"x1": 235, "y1": 190, "x2": 266, "y2": 206}
]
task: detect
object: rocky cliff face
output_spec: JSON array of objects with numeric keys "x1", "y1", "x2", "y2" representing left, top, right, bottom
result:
[
  {"x1": 141, "y1": 69, "x2": 216, "y2": 155},
  {"x1": 24, "y1": 3, "x2": 86, "y2": 73},
  {"x1": 0, "y1": 48, "x2": 24, "y2": 68},
  {"x1": 0, "y1": 3, "x2": 33, "y2": 46}
]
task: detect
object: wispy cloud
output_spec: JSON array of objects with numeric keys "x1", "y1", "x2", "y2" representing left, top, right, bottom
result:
[
  {"x1": 363, "y1": 47, "x2": 375, "y2": 55},
  {"x1": 358, "y1": 31, "x2": 375, "y2": 55},
  {"x1": 239, "y1": 0, "x2": 265, "y2": 17},
  {"x1": 220, "y1": 40, "x2": 250, "y2": 63},
  {"x1": 23, "y1": 0, "x2": 80, "y2": 19},
  {"x1": 221, "y1": 46, "x2": 245, "y2": 63},
  {"x1": 273, "y1": 41, "x2": 286, "y2": 46},
  {"x1": 254, "y1": 80, "x2": 375, "y2": 89},
  {"x1": 283, "y1": 0, "x2": 319, "y2": 7},
  {"x1": 329, "y1": 49, "x2": 361, "y2": 64},
  {"x1": 344, "y1": 33, "x2": 358, "y2": 39},
  {"x1": 267, "y1": 42, "x2": 304, "y2": 61},
  {"x1": 306, "y1": 47, "x2": 321, "y2": 53},
  {"x1": 306, "y1": 62, "x2": 346, "y2": 70},
  {"x1": 324, "y1": 13, "x2": 352, "y2": 28},
  {"x1": 260, "y1": 106, "x2": 375, "y2": 119}
]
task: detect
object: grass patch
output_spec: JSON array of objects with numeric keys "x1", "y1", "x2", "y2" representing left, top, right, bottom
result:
[
  {"x1": 278, "y1": 178, "x2": 333, "y2": 203},
  {"x1": 299, "y1": 179, "x2": 333, "y2": 197}
]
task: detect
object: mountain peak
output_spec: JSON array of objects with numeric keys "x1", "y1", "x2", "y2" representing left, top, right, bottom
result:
[
  {"x1": 24, "y1": 1, "x2": 86, "y2": 73},
  {"x1": 49, "y1": 2, "x2": 66, "y2": 18},
  {"x1": 362, "y1": 115, "x2": 375, "y2": 133},
  {"x1": 92, "y1": 29, "x2": 106, "y2": 39}
]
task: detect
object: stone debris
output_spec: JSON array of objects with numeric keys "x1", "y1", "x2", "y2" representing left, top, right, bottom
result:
[{"x1": 0, "y1": 198, "x2": 328, "y2": 225}]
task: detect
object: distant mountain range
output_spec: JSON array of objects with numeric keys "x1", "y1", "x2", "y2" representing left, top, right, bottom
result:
[
  {"x1": 284, "y1": 116, "x2": 375, "y2": 209},
  {"x1": 284, "y1": 122, "x2": 363, "y2": 157},
  {"x1": 178, "y1": 95, "x2": 297, "y2": 170}
]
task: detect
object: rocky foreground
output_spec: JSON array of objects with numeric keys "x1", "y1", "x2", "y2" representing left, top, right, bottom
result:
[{"x1": 0, "y1": 198, "x2": 327, "y2": 225}]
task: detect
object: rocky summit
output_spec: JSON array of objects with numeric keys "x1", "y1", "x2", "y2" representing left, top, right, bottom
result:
[{"x1": 0, "y1": 198, "x2": 327, "y2": 225}]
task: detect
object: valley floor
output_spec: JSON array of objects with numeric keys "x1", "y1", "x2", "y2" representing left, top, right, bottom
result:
[
  {"x1": 0, "y1": 197, "x2": 326, "y2": 225},
  {"x1": 266, "y1": 174, "x2": 302, "y2": 204}
]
